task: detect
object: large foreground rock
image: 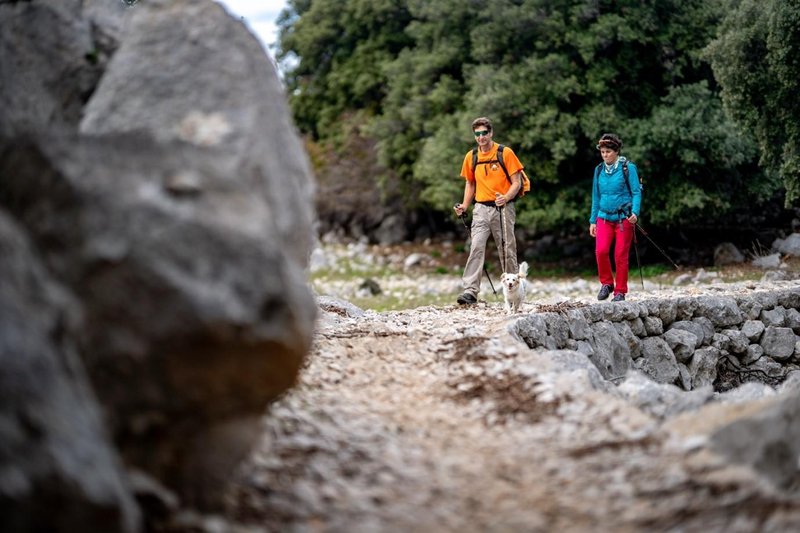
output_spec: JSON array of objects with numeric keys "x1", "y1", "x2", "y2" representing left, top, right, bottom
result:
[
  {"x1": 0, "y1": 0, "x2": 317, "y2": 518},
  {"x1": 0, "y1": 213, "x2": 139, "y2": 533},
  {"x1": 0, "y1": 0, "x2": 127, "y2": 137}
]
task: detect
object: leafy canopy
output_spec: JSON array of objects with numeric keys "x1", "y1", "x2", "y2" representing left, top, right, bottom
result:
[{"x1": 277, "y1": 0, "x2": 790, "y2": 232}]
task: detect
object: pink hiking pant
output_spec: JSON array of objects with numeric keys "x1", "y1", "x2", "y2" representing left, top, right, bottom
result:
[{"x1": 595, "y1": 218, "x2": 634, "y2": 295}]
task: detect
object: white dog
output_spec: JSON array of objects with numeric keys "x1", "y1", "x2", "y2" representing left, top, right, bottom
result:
[{"x1": 501, "y1": 261, "x2": 529, "y2": 314}]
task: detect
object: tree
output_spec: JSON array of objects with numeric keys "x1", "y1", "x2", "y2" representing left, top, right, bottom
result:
[
  {"x1": 277, "y1": 0, "x2": 784, "y2": 237},
  {"x1": 277, "y1": 0, "x2": 413, "y2": 140},
  {"x1": 706, "y1": 0, "x2": 800, "y2": 205}
]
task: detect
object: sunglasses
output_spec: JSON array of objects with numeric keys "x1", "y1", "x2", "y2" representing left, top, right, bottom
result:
[{"x1": 473, "y1": 130, "x2": 490, "y2": 137}]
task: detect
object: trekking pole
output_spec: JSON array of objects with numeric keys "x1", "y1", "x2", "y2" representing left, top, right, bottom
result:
[
  {"x1": 632, "y1": 224, "x2": 645, "y2": 290},
  {"x1": 497, "y1": 203, "x2": 507, "y2": 274},
  {"x1": 633, "y1": 221, "x2": 680, "y2": 270},
  {"x1": 455, "y1": 206, "x2": 497, "y2": 295},
  {"x1": 619, "y1": 207, "x2": 645, "y2": 290}
]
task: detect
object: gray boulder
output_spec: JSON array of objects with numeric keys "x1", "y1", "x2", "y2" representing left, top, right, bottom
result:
[
  {"x1": 713, "y1": 242, "x2": 745, "y2": 266},
  {"x1": 0, "y1": 0, "x2": 317, "y2": 512},
  {"x1": 614, "y1": 321, "x2": 642, "y2": 359},
  {"x1": 760, "y1": 306, "x2": 787, "y2": 327},
  {"x1": 748, "y1": 357, "x2": 785, "y2": 378},
  {"x1": 716, "y1": 382, "x2": 776, "y2": 404},
  {"x1": 588, "y1": 321, "x2": 632, "y2": 380},
  {"x1": 0, "y1": 213, "x2": 139, "y2": 532},
  {"x1": 0, "y1": 0, "x2": 127, "y2": 136},
  {"x1": 760, "y1": 327, "x2": 797, "y2": 361},
  {"x1": 752, "y1": 253, "x2": 782, "y2": 269},
  {"x1": 694, "y1": 296, "x2": 743, "y2": 328},
  {"x1": 565, "y1": 309, "x2": 592, "y2": 340},
  {"x1": 692, "y1": 316, "x2": 716, "y2": 345},
  {"x1": 741, "y1": 320, "x2": 766, "y2": 342},
  {"x1": 721, "y1": 328, "x2": 749, "y2": 354},
  {"x1": 617, "y1": 371, "x2": 712, "y2": 419},
  {"x1": 787, "y1": 308, "x2": 800, "y2": 332},
  {"x1": 742, "y1": 344, "x2": 764, "y2": 365},
  {"x1": 772, "y1": 233, "x2": 800, "y2": 257},
  {"x1": 711, "y1": 390, "x2": 800, "y2": 490},
  {"x1": 689, "y1": 347, "x2": 721, "y2": 388},
  {"x1": 543, "y1": 313, "x2": 570, "y2": 349},
  {"x1": 516, "y1": 314, "x2": 548, "y2": 348},
  {"x1": 643, "y1": 315, "x2": 664, "y2": 336},
  {"x1": 663, "y1": 328, "x2": 697, "y2": 364},
  {"x1": 635, "y1": 337, "x2": 680, "y2": 384},
  {"x1": 80, "y1": 0, "x2": 315, "y2": 266},
  {"x1": 668, "y1": 320, "x2": 704, "y2": 348}
]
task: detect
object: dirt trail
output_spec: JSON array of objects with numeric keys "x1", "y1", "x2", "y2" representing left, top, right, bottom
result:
[{"x1": 230, "y1": 302, "x2": 800, "y2": 532}]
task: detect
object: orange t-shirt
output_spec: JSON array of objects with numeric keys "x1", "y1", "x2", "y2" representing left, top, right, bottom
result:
[{"x1": 460, "y1": 142, "x2": 524, "y2": 202}]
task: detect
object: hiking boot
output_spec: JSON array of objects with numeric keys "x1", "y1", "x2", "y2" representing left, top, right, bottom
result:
[
  {"x1": 457, "y1": 292, "x2": 477, "y2": 305},
  {"x1": 612, "y1": 293, "x2": 625, "y2": 302},
  {"x1": 597, "y1": 284, "x2": 613, "y2": 300}
]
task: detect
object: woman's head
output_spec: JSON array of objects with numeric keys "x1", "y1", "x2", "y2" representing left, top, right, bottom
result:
[
  {"x1": 597, "y1": 133, "x2": 622, "y2": 165},
  {"x1": 596, "y1": 133, "x2": 622, "y2": 153}
]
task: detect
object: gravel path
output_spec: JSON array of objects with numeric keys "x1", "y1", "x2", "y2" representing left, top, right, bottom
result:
[{"x1": 229, "y1": 282, "x2": 800, "y2": 531}]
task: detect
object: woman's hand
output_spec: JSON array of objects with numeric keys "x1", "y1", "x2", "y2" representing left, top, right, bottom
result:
[
  {"x1": 589, "y1": 223, "x2": 597, "y2": 237},
  {"x1": 627, "y1": 214, "x2": 638, "y2": 225}
]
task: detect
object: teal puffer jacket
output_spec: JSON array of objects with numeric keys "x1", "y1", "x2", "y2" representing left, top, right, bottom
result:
[{"x1": 589, "y1": 157, "x2": 642, "y2": 223}]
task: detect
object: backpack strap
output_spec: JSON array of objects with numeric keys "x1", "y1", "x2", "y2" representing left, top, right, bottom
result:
[
  {"x1": 596, "y1": 161, "x2": 633, "y2": 198},
  {"x1": 496, "y1": 145, "x2": 511, "y2": 183},
  {"x1": 471, "y1": 144, "x2": 512, "y2": 183},
  {"x1": 622, "y1": 160, "x2": 631, "y2": 197},
  {"x1": 593, "y1": 163, "x2": 602, "y2": 200}
]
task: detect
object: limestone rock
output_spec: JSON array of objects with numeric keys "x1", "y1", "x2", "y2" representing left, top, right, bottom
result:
[
  {"x1": 772, "y1": 233, "x2": 800, "y2": 257},
  {"x1": 713, "y1": 242, "x2": 745, "y2": 266},
  {"x1": 761, "y1": 327, "x2": 797, "y2": 361},
  {"x1": 0, "y1": 0, "x2": 317, "y2": 512},
  {"x1": 663, "y1": 328, "x2": 697, "y2": 363},
  {"x1": 0, "y1": 213, "x2": 139, "y2": 532},
  {"x1": 711, "y1": 390, "x2": 800, "y2": 490},
  {"x1": 635, "y1": 337, "x2": 680, "y2": 384}
]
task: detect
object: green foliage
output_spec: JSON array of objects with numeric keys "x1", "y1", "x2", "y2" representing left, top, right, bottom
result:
[
  {"x1": 277, "y1": 0, "x2": 413, "y2": 139},
  {"x1": 627, "y1": 81, "x2": 778, "y2": 225},
  {"x1": 277, "y1": 0, "x2": 791, "y2": 234},
  {"x1": 706, "y1": 0, "x2": 800, "y2": 205}
]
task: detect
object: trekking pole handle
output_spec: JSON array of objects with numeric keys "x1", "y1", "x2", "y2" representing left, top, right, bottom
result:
[{"x1": 454, "y1": 204, "x2": 469, "y2": 227}]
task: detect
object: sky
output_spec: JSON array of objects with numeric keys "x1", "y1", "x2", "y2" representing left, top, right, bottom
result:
[{"x1": 215, "y1": 0, "x2": 288, "y2": 59}]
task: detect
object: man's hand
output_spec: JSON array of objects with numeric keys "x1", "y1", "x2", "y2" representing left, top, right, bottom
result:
[
  {"x1": 454, "y1": 203, "x2": 465, "y2": 216},
  {"x1": 494, "y1": 192, "x2": 507, "y2": 207},
  {"x1": 589, "y1": 223, "x2": 597, "y2": 237}
]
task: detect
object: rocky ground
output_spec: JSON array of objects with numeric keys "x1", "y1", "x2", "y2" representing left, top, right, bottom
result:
[
  {"x1": 226, "y1": 244, "x2": 800, "y2": 532},
  {"x1": 307, "y1": 238, "x2": 799, "y2": 311}
]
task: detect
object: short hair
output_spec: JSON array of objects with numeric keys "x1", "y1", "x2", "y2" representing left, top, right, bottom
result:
[
  {"x1": 472, "y1": 117, "x2": 493, "y2": 132},
  {"x1": 596, "y1": 133, "x2": 622, "y2": 152}
]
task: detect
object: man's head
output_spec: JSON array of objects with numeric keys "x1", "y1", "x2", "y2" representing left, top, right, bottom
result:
[
  {"x1": 472, "y1": 117, "x2": 493, "y2": 133},
  {"x1": 472, "y1": 117, "x2": 493, "y2": 148},
  {"x1": 596, "y1": 133, "x2": 622, "y2": 153}
]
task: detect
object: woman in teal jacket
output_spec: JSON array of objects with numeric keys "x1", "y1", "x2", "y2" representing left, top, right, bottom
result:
[{"x1": 588, "y1": 133, "x2": 642, "y2": 302}]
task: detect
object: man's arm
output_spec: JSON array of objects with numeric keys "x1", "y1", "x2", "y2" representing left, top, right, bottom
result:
[
  {"x1": 454, "y1": 180, "x2": 476, "y2": 215},
  {"x1": 495, "y1": 172, "x2": 522, "y2": 206}
]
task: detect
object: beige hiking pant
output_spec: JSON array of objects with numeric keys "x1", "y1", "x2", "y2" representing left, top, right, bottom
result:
[{"x1": 462, "y1": 203, "x2": 517, "y2": 297}]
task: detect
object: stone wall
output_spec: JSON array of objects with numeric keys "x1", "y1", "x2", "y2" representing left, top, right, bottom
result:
[{"x1": 512, "y1": 285, "x2": 800, "y2": 391}]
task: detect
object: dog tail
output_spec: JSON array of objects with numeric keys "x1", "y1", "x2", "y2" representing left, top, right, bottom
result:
[{"x1": 518, "y1": 261, "x2": 529, "y2": 278}]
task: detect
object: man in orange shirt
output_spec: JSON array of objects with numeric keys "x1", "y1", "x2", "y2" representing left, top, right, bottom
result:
[{"x1": 454, "y1": 117, "x2": 525, "y2": 305}]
